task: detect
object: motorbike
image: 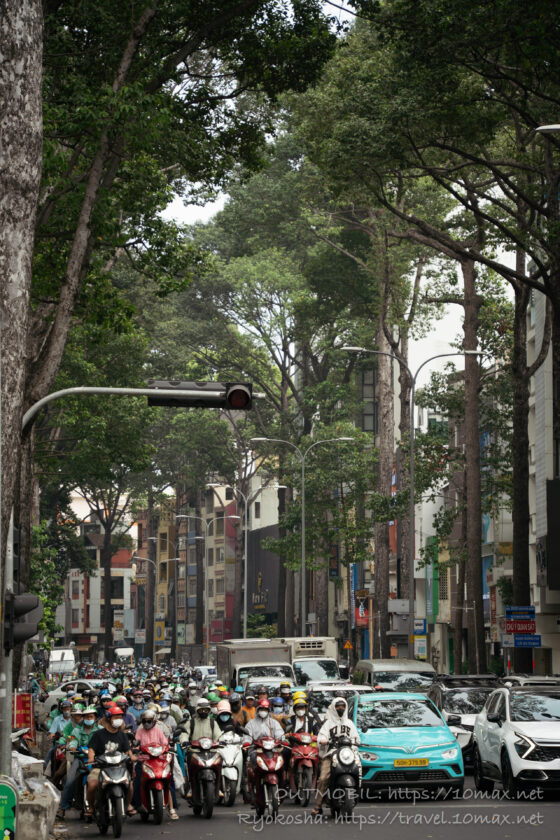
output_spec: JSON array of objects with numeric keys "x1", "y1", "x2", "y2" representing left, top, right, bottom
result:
[
  {"x1": 93, "y1": 746, "x2": 131, "y2": 837},
  {"x1": 188, "y1": 738, "x2": 222, "y2": 819},
  {"x1": 286, "y1": 731, "x2": 318, "y2": 807},
  {"x1": 11, "y1": 727, "x2": 34, "y2": 757},
  {"x1": 138, "y1": 744, "x2": 173, "y2": 824},
  {"x1": 325, "y1": 735, "x2": 361, "y2": 818},
  {"x1": 70, "y1": 746, "x2": 91, "y2": 819},
  {"x1": 217, "y1": 730, "x2": 244, "y2": 807},
  {"x1": 248, "y1": 737, "x2": 284, "y2": 820}
]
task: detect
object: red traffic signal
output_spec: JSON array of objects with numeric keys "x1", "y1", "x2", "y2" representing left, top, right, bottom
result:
[{"x1": 147, "y1": 380, "x2": 252, "y2": 410}]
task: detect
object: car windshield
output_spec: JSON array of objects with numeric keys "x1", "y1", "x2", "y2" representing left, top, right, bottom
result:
[
  {"x1": 357, "y1": 699, "x2": 443, "y2": 729},
  {"x1": 309, "y1": 689, "x2": 358, "y2": 715},
  {"x1": 293, "y1": 660, "x2": 340, "y2": 683},
  {"x1": 509, "y1": 693, "x2": 560, "y2": 721},
  {"x1": 374, "y1": 672, "x2": 434, "y2": 692},
  {"x1": 239, "y1": 665, "x2": 293, "y2": 681},
  {"x1": 443, "y1": 689, "x2": 494, "y2": 714}
]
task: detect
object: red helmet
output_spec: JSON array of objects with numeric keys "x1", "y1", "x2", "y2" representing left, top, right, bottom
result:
[
  {"x1": 106, "y1": 704, "x2": 123, "y2": 719},
  {"x1": 257, "y1": 698, "x2": 270, "y2": 710}
]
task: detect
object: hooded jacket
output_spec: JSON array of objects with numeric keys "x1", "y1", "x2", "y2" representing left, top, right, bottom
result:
[{"x1": 316, "y1": 697, "x2": 360, "y2": 758}]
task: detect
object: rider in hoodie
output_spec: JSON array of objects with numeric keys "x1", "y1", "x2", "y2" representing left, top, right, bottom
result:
[{"x1": 312, "y1": 697, "x2": 360, "y2": 815}]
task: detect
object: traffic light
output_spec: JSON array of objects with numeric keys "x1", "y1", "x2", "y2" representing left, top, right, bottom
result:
[
  {"x1": 147, "y1": 380, "x2": 252, "y2": 410},
  {"x1": 3, "y1": 591, "x2": 43, "y2": 654}
]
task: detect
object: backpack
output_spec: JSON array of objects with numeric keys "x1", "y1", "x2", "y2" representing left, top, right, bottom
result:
[{"x1": 189, "y1": 716, "x2": 216, "y2": 740}]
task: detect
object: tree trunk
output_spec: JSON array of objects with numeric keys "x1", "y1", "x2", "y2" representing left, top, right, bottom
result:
[
  {"x1": 511, "y1": 283, "x2": 533, "y2": 672},
  {"x1": 277, "y1": 486, "x2": 287, "y2": 637},
  {"x1": 373, "y1": 328, "x2": 393, "y2": 658},
  {"x1": 396, "y1": 331, "x2": 411, "y2": 613},
  {"x1": 195, "y1": 487, "x2": 204, "y2": 650},
  {"x1": 462, "y1": 259, "x2": 485, "y2": 672},
  {"x1": 102, "y1": 527, "x2": 113, "y2": 661},
  {"x1": 231, "y1": 503, "x2": 244, "y2": 639},
  {"x1": 0, "y1": 0, "x2": 43, "y2": 611},
  {"x1": 144, "y1": 493, "x2": 155, "y2": 659},
  {"x1": 453, "y1": 475, "x2": 467, "y2": 673},
  {"x1": 316, "y1": 562, "x2": 329, "y2": 636}
]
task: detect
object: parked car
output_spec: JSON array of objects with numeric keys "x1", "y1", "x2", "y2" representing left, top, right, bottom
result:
[
  {"x1": 35, "y1": 679, "x2": 116, "y2": 724},
  {"x1": 353, "y1": 659, "x2": 436, "y2": 693},
  {"x1": 502, "y1": 675, "x2": 560, "y2": 687},
  {"x1": 427, "y1": 675, "x2": 499, "y2": 764},
  {"x1": 473, "y1": 686, "x2": 560, "y2": 796},
  {"x1": 352, "y1": 691, "x2": 464, "y2": 795}
]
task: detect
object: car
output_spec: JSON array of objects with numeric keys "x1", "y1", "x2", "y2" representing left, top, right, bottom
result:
[
  {"x1": 351, "y1": 691, "x2": 464, "y2": 795},
  {"x1": 308, "y1": 685, "x2": 371, "y2": 720},
  {"x1": 502, "y1": 675, "x2": 560, "y2": 687},
  {"x1": 473, "y1": 686, "x2": 560, "y2": 796},
  {"x1": 242, "y1": 677, "x2": 297, "y2": 697},
  {"x1": 427, "y1": 675, "x2": 499, "y2": 764},
  {"x1": 353, "y1": 658, "x2": 436, "y2": 693},
  {"x1": 35, "y1": 678, "x2": 116, "y2": 724}
]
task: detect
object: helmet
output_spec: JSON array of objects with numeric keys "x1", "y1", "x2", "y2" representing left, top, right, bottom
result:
[
  {"x1": 256, "y1": 685, "x2": 268, "y2": 695},
  {"x1": 229, "y1": 692, "x2": 241, "y2": 704},
  {"x1": 196, "y1": 697, "x2": 210, "y2": 711},
  {"x1": 292, "y1": 691, "x2": 307, "y2": 704},
  {"x1": 293, "y1": 697, "x2": 307, "y2": 709},
  {"x1": 279, "y1": 680, "x2": 292, "y2": 689},
  {"x1": 84, "y1": 705, "x2": 97, "y2": 715},
  {"x1": 61, "y1": 699, "x2": 72, "y2": 709},
  {"x1": 280, "y1": 685, "x2": 292, "y2": 696},
  {"x1": 71, "y1": 703, "x2": 84, "y2": 714},
  {"x1": 216, "y1": 700, "x2": 231, "y2": 714},
  {"x1": 106, "y1": 704, "x2": 123, "y2": 719},
  {"x1": 257, "y1": 698, "x2": 270, "y2": 710},
  {"x1": 114, "y1": 695, "x2": 128, "y2": 708},
  {"x1": 161, "y1": 692, "x2": 172, "y2": 701},
  {"x1": 271, "y1": 697, "x2": 284, "y2": 708},
  {"x1": 206, "y1": 692, "x2": 220, "y2": 705},
  {"x1": 141, "y1": 709, "x2": 157, "y2": 726}
]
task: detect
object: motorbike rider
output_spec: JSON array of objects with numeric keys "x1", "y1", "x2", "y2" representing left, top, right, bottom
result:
[
  {"x1": 241, "y1": 690, "x2": 257, "y2": 720},
  {"x1": 270, "y1": 697, "x2": 290, "y2": 729},
  {"x1": 113, "y1": 695, "x2": 137, "y2": 733},
  {"x1": 206, "y1": 691, "x2": 221, "y2": 716},
  {"x1": 230, "y1": 692, "x2": 249, "y2": 727},
  {"x1": 215, "y1": 700, "x2": 247, "y2": 736},
  {"x1": 128, "y1": 690, "x2": 145, "y2": 721},
  {"x1": 279, "y1": 682, "x2": 294, "y2": 713},
  {"x1": 184, "y1": 697, "x2": 223, "y2": 800},
  {"x1": 158, "y1": 700, "x2": 177, "y2": 734},
  {"x1": 185, "y1": 681, "x2": 199, "y2": 715},
  {"x1": 96, "y1": 690, "x2": 114, "y2": 718},
  {"x1": 132, "y1": 708, "x2": 179, "y2": 820},
  {"x1": 57, "y1": 705, "x2": 99, "y2": 819},
  {"x1": 283, "y1": 694, "x2": 320, "y2": 795},
  {"x1": 312, "y1": 697, "x2": 360, "y2": 816},
  {"x1": 85, "y1": 704, "x2": 136, "y2": 819},
  {"x1": 245, "y1": 699, "x2": 285, "y2": 798},
  {"x1": 44, "y1": 699, "x2": 72, "y2": 774}
]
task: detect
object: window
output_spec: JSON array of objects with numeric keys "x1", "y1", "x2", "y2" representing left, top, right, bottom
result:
[
  {"x1": 159, "y1": 532, "x2": 167, "y2": 553},
  {"x1": 178, "y1": 535, "x2": 187, "y2": 551},
  {"x1": 207, "y1": 548, "x2": 214, "y2": 566},
  {"x1": 216, "y1": 577, "x2": 225, "y2": 595},
  {"x1": 158, "y1": 594, "x2": 165, "y2": 612},
  {"x1": 208, "y1": 580, "x2": 214, "y2": 597},
  {"x1": 100, "y1": 605, "x2": 105, "y2": 627},
  {"x1": 254, "y1": 501, "x2": 261, "y2": 520},
  {"x1": 216, "y1": 511, "x2": 224, "y2": 536},
  {"x1": 71, "y1": 579, "x2": 79, "y2": 597},
  {"x1": 110, "y1": 577, "x2": 123, "y2": 599},
  {"x1": 361, "y1": 369, "x2": 378, "y2": 434},
  {"x1": 216, "y1": 547, "x2": 224, "y2": 564},
  {"x1": 71, "y1": 609, "x2": 79, "y2": 625},
  {"x1": 159, "y1": 563, "x2": 167, "y2": 583},
  {"x1": 177, "y1": 592, "x2": 186, "y2": 608},
  {"x1": 130, "y1": 591, "x2": 136, "y2": 610},
  {"x1": 137, "y1": 523, "x2": 143, "y2": 548},
  {"x1": 178, "y1": 564, "x2": 186, "y2": 579},
  {"x1": 438, "y1": 567, "x2": 449, "y2": 601},
  {"x1": 187, "y1": 608, "x2": 197, "y2": 623},
  {"x1": 206, "y1": 491, "x2": 214, "y2": 513},
  {"x1": 214, "y1": 610, "x2": 224, "y2": 619},
  {"x1": 189, "y1": 547, "x2": 196, "y2": 564},
  {"x1": 188, "y1": 577, "x2": 197, "y2": 596}
]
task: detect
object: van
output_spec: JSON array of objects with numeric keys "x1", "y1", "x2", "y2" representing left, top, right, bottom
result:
[
  {"x1": 114, "y1": 647, "x2": 135, "y2": 667},
  {"x1": 353, "y1": 658, "x2": 436, "y2": 692},
  {"x1": 48, "y1": 648, "x2": 77, "y2": 678}
]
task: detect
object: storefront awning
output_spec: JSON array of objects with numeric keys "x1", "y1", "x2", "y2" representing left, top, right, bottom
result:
[{"x1": 154, "y1": 648, "x2": 171, "y2": 656}]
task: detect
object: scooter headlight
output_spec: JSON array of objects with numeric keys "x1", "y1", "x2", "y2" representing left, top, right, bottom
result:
[
  {"x1": 301, "y1": 734, "x2": 311, "y2": 744},
  {"x1": 256, "y1": 756, "x2": 268, "y2": 771},
  {"x1": 338, "y1": 747, "x2": 354, "y2": 766},
  {"x1": 147, "y1": 746, "x2": 163, "y2": 757},
  {"x1": 199, "y1": 738, "x2": 212, "y2": 750},
  {"x1": 262, "y1": 739, "x2": 275, "y2": 751},
  {"x1": 143, "y1": 764, "x2": 156, "y2": 778}
]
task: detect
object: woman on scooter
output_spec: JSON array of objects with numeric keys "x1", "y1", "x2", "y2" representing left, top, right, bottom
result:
[{"x1": 133, "y1": 709, "x2": 179, "y2": 820}]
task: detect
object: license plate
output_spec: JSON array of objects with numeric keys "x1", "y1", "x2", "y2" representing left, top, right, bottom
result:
[{"x1": 393, "y1": 758, "x2": 429, "y2": 767}]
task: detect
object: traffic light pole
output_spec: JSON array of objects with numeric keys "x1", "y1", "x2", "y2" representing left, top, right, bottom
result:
[{"x1": 0, "y1": 512, "x2": 14, "y2": 776}]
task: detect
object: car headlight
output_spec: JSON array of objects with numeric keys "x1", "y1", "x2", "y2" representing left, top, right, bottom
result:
[
  {"x1": 441, "y1": 747, "x2": 458, "y2": 760},
  {"x1": 361, "y1": 752, "x2": 379, "y2": 761},
  {"x1": 513, "y1": 733, "x2": 535, "y2": 760},
  {"x1": 338, "y1": 747, "x2": 354, "y2": 765}
]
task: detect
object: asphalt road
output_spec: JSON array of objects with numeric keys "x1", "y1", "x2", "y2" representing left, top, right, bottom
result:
[{"x1": 59, "y1": 777, "x2": 559, "y2": 840}]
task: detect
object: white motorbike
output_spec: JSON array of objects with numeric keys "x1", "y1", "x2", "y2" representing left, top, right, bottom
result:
[{"x1": 217, "y1": 730, "x2": 244, "y2": 806}]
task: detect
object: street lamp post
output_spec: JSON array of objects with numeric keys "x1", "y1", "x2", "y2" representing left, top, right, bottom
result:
[
  {"x1": 176, "y1": 512, "x2": 240, "y2": 663},
  {"x1": 342, "y1": 345, "x2": 482, "y2": 659},
  {"x1": 141, "y1": 543, "x2": 181, "y2": 661},
  {"x1": 250, "y1": 437, "x2": 353, "y2": 635}
]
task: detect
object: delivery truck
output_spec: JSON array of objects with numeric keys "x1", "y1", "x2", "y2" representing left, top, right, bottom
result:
[
  {"x1": 279, "y1": 637, "x2": 343, "y2": 684},
  {"x1": 216, "y1": 640, "x2": 294, "y2": 688}
]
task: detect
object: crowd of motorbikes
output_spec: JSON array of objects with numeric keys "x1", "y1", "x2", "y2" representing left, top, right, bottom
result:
[{"x1": 15, "y1": 667, "x2": 362, "y2": 835}]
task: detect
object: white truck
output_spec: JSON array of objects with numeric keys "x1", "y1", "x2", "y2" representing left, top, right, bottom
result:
[
  {"x1": 217, "y1": 640, "x2": 295, "y2": 688},
  {"x1": 48, "y1": 647, "x2": 77, "y2": 679},
  {"x1": 279, "y1": 637, "x2": 344, "y2": 684}
]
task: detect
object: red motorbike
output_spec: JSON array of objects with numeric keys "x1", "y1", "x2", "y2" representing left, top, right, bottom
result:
[
  {"x1": 138, "y1": 744, "x2": 173, "y2": 824},
  {"x1": 188, "y1": 738, "x2": 222, "y2": 820},
  {"x1": 248, "y1": 738, "x2": 284, "y2": 819},
  {"x1": 286, "y1": 731, "x2": 318, "y2": 807}
]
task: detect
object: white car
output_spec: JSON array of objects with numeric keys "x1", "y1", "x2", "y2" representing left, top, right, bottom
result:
[
  {"x1": 36, "y1": 679, "x2": 116, "y2": 724},
  {"x1": 473, "y1": 687, "x2": 560, "y2": 796}
]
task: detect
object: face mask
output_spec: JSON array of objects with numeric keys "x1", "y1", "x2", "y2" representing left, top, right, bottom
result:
[
  {"x1": 134, "y1": 700, "x2": 143, "y2": 706},
  {"x1": 295, "y1": 709, "x2": 305, "y2": 717},
  {"x1": 258, "y1": 710, "x2": 269, "y2": 719},
  {"x1": 218, "y1": 714, "x2": 231, "y2": 724},
  {"x1": 336, "y1": 707, "x2": 345, "y2": 718},
  {"x1": 189, "y1": 689, "x2": 197, "y2": 695},
  {"x1": 63, "y1": 710, "x2": 71, "y2": 718},
  {"x1": 84, "y1": 718, "x2": 95, "y2": 727},
  {"x1": 198, "y1": 710, "x2": 210, "y2": 718},
  {"x1": 111, "y1": 718, "x2": 124, "y2": 728},
  {"x1": 143, "y1": 720, "x2": 155, "y2": 729}
]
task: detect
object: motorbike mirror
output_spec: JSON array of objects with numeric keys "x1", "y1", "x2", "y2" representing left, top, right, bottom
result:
[{"x1": 361, "y1": 727, "x2": 369, "y2": 733}]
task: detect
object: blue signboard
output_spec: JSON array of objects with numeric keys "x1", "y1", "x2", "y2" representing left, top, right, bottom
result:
[
  {"x1": 506, "y1": 606, "x2": 535, "y2": 619},
  {"x1": 514, "y1": 634, "x2": 541, "y2": 648}
]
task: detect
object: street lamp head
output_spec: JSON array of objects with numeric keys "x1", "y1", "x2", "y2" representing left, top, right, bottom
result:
[
  {"x1": 206, "y1": 483, "x2": 220, "y2": 488},
  {"x1": 337, "y1": 437, "x2": 354, "y2": 442},
  {"x1": 536, "y1": 124, "x2": 560, "y2": 134},
  {"x1": 147, "y1": 536, "x2": 157, "y2": 542},
  {"x1": 341, "y1": 345, "x2": 368, "y2": 353},
  {"x1": 174, "y1": 514, "x2": 188, "y2": 519},
  {"x1": 250, "y1": 437, "x2": 268, "y2": 443}
]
